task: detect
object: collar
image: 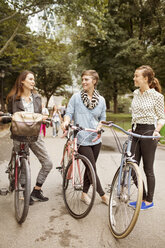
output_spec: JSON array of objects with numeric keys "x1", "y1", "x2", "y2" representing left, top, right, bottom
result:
[
  {"x1": 134, "y1": 88, "x2": 155, "y2": 96},
  {"x1": 21, "y1": 94, "x2": 33, "y2": 102}
]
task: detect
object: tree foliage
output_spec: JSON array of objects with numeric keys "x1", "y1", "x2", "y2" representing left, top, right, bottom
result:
[
  {"x1": 62, "y1": 0, "x2": 165, "y2": 112},
  {"x1": 1, "y1": 0, "x2": 165, "y2": 112}
]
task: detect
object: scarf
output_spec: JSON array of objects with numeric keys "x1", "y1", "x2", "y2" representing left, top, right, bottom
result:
[{"x1": 81, "y1": 89, "x2": 99, "y2": 109}]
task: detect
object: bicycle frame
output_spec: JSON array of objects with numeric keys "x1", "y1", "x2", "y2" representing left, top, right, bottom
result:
[
  {"x1": 62, "y1": 124, "x2": 99, "y2": 188},
  {"x1": 101, "y1": 121, "x2": 160, "y2": 198},
  {"x1": 13, "y1": 143, "x2": 29, "y2": 190},
  {"x1": 59, "y1": 131, "x2": 73, "y2": 172},
  {"x1": 67, "y1": 127, "x2": 82, "y2": 188},
  {"x1": 117, "y1": 137, "x2": 134, "y2": 197}
]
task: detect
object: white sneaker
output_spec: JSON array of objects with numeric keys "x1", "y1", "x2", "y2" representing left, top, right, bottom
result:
[{"x1": 81, "y1": 193, "x2": 91, "y2": 205}]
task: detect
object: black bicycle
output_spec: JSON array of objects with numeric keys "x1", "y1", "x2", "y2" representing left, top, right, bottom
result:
[{"x1": 0, "y1": 112, "x2": 50, "y2": 224}]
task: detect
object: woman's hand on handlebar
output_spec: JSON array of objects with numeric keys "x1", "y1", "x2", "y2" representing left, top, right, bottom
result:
[
  {"x1": 61, "y1": 116, "x2": 71, "y2": 131},
  {"x1": 153, "y1": 130, "x2": 160, "y2": 138},
  {"x1": 92, "y1": 128, "x2": 104, "y2": 142},
  {"x1": 61, "y1": 121, "x2": 69, "y2": 131}
]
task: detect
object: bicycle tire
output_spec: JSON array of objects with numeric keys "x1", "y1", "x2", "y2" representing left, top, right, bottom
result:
[
  {"x1": 63, "y1": 154, "x2": 96, "y2": 219},
  {"x1": 8, "y1": 153, "x2": 16, "y2": 192},
  {"x1": 108, "y1": 162, "x2": 143, "y2": 239},
  {"x1": 15, "y1": 157, "x2": 31, "y2": 224},
  {"x1": 62, "y1": 143, "x2": 70, "y2": 176}
]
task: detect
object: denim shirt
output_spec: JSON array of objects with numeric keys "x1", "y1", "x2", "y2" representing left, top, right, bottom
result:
[{"x1": 66, "y1": 92, "x2": 106, "y2": 146}]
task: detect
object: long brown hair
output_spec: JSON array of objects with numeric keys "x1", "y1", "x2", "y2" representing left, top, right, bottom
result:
[
  {"x1": 6, "y1": 70, "x2": 35, "y2": 103},
  {"x1": 136, "y1": 65, "x2": 161, "y2": 93}
]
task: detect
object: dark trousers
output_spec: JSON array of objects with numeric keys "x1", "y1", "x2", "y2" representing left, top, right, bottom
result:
[
  {"x1": 131, "y1": 124, "x2": 157, "y2": 202},
  {"x1": 78, "y1": 143, "x2": 105, "y2": 196}
]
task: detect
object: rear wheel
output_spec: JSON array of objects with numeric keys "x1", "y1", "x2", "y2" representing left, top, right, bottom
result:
[
  {"x1": 108, "y1": 162, "x2": 143, "y2": 239},
  {"x1": 63, "y1": 154, "x2": 96, "y2": 219},
  {"x1": 15, "y1": 157, "x2": 31, "y2": 224}
]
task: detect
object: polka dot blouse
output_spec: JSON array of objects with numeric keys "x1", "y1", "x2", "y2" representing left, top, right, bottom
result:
[{"x1": 131, "y1": 88, "x2": 165, "y2": 126}]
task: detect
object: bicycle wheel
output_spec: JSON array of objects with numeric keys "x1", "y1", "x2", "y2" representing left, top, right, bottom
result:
[
  {"x1": 8, "y1": 153, "x2": 16, "y2": 192},
  {"x1": 61, "y1": 143, "x2": 71, "y2": 176},
  {"x1": 109, "y1": 162, "x2": 143, "y2": 239},
  {"x1": 15, "y1": 157, "x2": 31, "y2": 224},
  {"x1": 63, "y1": 154, "x2": 96, "y2": 219}
]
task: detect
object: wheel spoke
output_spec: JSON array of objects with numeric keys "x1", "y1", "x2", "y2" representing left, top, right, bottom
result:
[
  {"x1": 109, "y1": 162, "x2": 143, "y2": 238},
  {"x1": 15, "y1": 158, "x2": 31, "y2": 224},
  {"x1": 63, "y1": 155, "x2": 96, "y2": 219}
]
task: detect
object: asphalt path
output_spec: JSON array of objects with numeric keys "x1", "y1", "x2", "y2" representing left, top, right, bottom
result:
[{"x1": 0, "y1": 127, "x2": 165, "y2": 248}]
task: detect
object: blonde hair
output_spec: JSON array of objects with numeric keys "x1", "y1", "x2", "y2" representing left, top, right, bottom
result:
[
  {"x1": 136, "y1": 65, "x2": 161, "y2": 93},
  {"x1": 81, "y1": 70, "x2": 99, "y2": 86}
]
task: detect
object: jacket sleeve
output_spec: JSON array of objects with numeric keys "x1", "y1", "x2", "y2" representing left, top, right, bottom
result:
[{"x1": 7, "y1": 98, "x2": 13, "y2": 114}]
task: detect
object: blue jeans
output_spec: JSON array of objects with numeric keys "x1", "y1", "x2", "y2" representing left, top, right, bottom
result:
[{"x1": 52, "y1": 121, "x2": 60, "y2": 136}]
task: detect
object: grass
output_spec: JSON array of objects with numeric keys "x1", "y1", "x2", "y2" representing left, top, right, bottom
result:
[
  {"x1": 106, "y1": 112, "x2": 165, "y2": 145},
  {"x1": 106, "y1": 112, "x2": 132, "y2": 131}
]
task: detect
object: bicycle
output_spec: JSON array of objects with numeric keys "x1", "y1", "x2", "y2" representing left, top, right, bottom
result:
[
  {"x1": 0, "y1": 112, "x2": 50, "y2": 224},
  {"x1": 56, "y1": 127, "x2": 73, "y2": 177},
  {"x1": 61, "y1": 124, "x2": 102, "y2": 219},
  {"x1": 101, "y1": 121, "x2": 160, "y2": 239}
]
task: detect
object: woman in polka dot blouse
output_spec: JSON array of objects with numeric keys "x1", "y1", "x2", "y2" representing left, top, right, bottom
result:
[{"x1": 130, "y1": 65, "x2": 165, "y2": 210}]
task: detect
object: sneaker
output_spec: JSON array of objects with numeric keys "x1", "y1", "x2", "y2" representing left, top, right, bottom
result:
[
  {"x1": 29, "y1": 196, "x2": 34, "y2": 205},
  {"x1": 31, "y1": 188, "x2": 49, "y2": 202},
  {"x1": 81, "y1": 193, "x2": 91, "y2": 205},
  {"x1": 129, "y1": 201, "x2": 137, "y2": 207},
  {"x1": 141, "y1": 202, "x2": 154, "y2": 210}
]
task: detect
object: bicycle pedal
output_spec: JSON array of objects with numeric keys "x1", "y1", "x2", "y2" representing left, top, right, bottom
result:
[
  {"x1": 0, "y1": 188, "x2": 9, "y2": 196},
  {"x1": 5, "y1": 168, "x2": 10, "y2": 173}
]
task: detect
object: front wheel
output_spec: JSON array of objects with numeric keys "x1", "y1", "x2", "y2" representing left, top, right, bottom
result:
[
  {"x1": 15, "y1": 157, "x2": 31, "y2": 224},
  {"x1": 108, "y1": 162, "x2": 143, "y2": 239},
  {"x1": 63, "y1": 154, "x2": 96, "y2": 219},
  {"x1": 61, "y1": 143, "x2": 71, "y2": 176}
]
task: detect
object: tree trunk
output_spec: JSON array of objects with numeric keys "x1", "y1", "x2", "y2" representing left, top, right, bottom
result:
[
  {"x1": 113, "y1": 93, "x2": 118, "y2": 113},
  {"x1": 113, "y1": 81, "x2": 118, "y2": 113},
  {"x1": 105, "y1": 99, "x2": 110, "y2": 111},
  {"x1": 45, "y1": 96, "x2": 50, "y2": 108}
]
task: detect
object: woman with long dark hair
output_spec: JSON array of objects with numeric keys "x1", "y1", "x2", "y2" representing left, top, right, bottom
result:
[{"x1": 7, "y1": 70, "x2": 53, "y2": 205}]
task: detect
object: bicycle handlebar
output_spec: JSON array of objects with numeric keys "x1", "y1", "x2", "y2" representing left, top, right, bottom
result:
[
  {"x1": 101, "y1": 121, "x2": 161, "y2": 139},
  {"x1": 0, "y1": 113, "x2": 12, "y2": 124},
  {"x1": 0, "y1": 113, "x2": 51, "y2": 125},
  {"x1": 67, "y1": 123, "x2": 104, "y2": 134}
]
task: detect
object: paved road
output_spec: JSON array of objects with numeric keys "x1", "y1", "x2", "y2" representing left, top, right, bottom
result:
[{"x1": 0, "y1": 127, "x2": 165, "y2": 248}]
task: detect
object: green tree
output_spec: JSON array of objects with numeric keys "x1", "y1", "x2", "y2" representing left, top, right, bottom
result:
[
  {"x1": 68, "y1": 0, "x2": 165, "y2": 112},
  {"x1": 32, "y1": 38, "x2": 72, "y2": 107}
]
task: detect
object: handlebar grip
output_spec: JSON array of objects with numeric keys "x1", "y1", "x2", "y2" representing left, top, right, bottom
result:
[
  {"x1": 1, "y1": 116, "x2": 12, "y2": 123},
  {"x1": 0, "y1": 112, "x2": 11, "y2": 117},
  {"x1": 97, "y1": 128, "x2": 104, "y2": 134},
  {"x1": 101, "y1": 121, "x2": 113, "y2": 125}
]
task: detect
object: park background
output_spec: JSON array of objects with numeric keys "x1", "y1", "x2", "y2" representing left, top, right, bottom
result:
[{"x1": 0, "y1": 0, "x2": 165, "y2": 132}]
